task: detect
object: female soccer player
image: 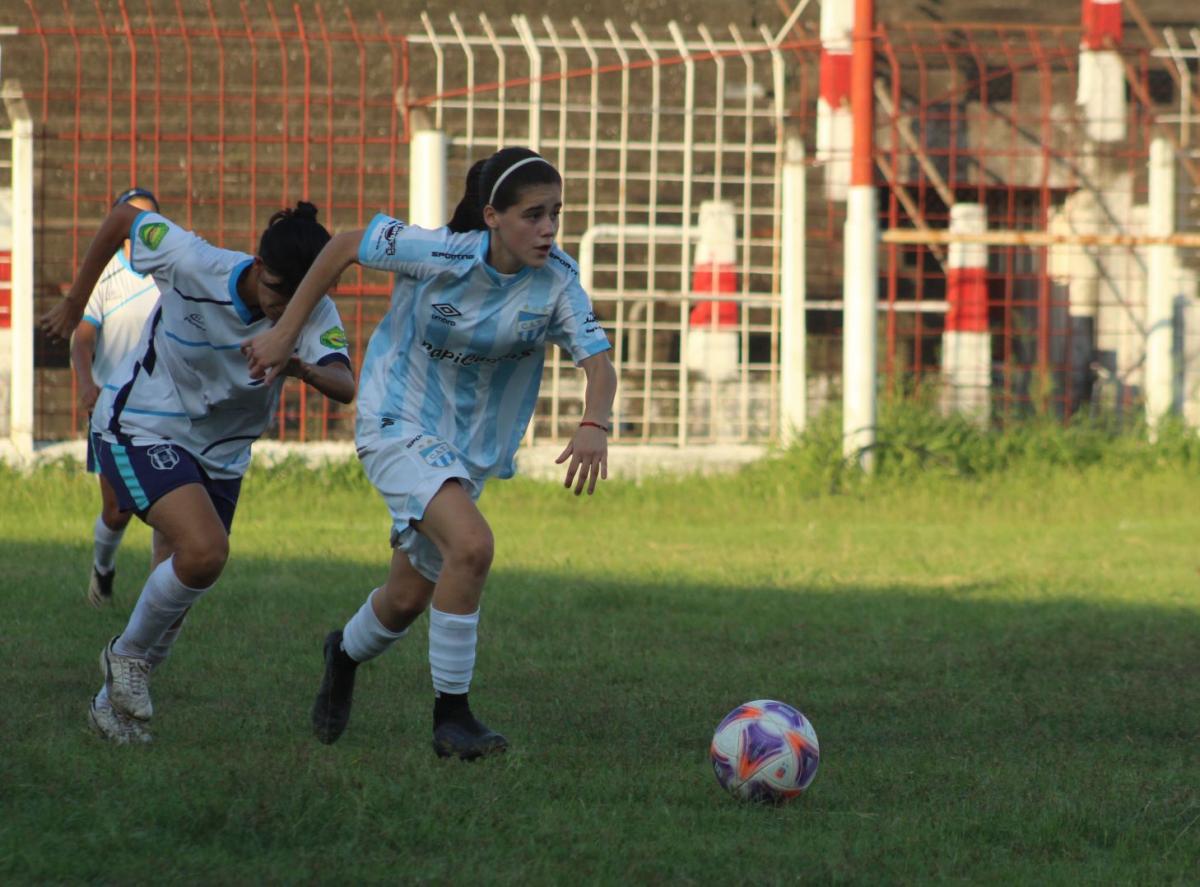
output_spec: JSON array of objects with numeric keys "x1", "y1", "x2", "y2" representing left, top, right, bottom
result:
[
  {"x1": 72, "y1": 187, "x2": 164, "y2": 607},
  {"x1": 244, "y1": 147, "x2": 617, "y2": 759},
  {"x1": 41, "y1": 200, "x2": 356, "y2": 744}
]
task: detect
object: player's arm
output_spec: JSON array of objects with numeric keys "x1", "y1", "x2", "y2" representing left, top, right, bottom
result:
[
  {"x1": 70, "y1": 320, "x2": 101, "y2": 410},
  {"x1": 243, "y1": 229, "x2": 364, "y2": 384},
  {"x1": 554, "y1": 351, "x2": 617, "y2": 496},
  {"x1": 284, "y1": 357, "x2": 356, "y2": 404},
  {"x1": 40, "y1": 203, "x2": 142, "y2": 341}
]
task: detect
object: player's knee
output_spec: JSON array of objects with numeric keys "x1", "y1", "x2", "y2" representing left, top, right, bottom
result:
[
  {"x1": 174, "y1": 535, "x2": 229, "y2": 587},
  {"x1": 447, "y1": 529, "x2": 494, "y2": 578},
  {"x1": 101, "y1": 504, "x2": 131, "y2": 531}
]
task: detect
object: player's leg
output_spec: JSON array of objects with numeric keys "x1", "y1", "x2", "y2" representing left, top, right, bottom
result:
[
  {"x1": 100, "y1": 483, "x2": 228, "y2": 721},
  {"x1": 413, "y1": 480, "x2": 507, "y2": 760},
  {"x1": 88, "y1": 450, "x2": 133, "y2": 608},
  {"x1": 312, "y1": 549, "x2": 434, "y2": 744}
]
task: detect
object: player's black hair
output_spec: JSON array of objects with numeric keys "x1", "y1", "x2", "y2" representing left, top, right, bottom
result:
[
  {"x1": 446, "y1": 147, "x2": 562, "y2": 232},
  {"x1": 113, "y1": 187, "x2": 159, "y2": 212},
  {"x1": 257, "y1": 201, "x2": 331, "y2": 297}
]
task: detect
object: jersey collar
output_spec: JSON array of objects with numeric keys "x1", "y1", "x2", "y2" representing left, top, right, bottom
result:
[
  {"x1": 116, "y1": 249, "x2": 147, "y2": 278},
  {"x1": 228, "y1": 258, "x2": 259, "y2": 324},
  {"x1": 478, "y1": 230, "x2": 532, "y2": 288}
]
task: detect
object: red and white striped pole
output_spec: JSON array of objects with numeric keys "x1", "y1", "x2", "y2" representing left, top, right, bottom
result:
[
  {"x1": 941, "y1": 204, "x2": 990, "y2": 423},
  {"x1": 1077, "y1": 0, "x2": 1125, "y2": 143},
  {"x1": 842, "y1": 0, "x2": 877, "y2": 465},
  {"x1": 817, "y1": 0, "x2": 854, "y2": 202}
]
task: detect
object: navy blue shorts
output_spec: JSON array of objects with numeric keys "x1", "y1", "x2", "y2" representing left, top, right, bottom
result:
[
  {"x1": 90, "y1": 432, "x2": 242, "y2": 533},
  {"x1": 85, "y1": 422, "x2": 99, "y2": 474}
]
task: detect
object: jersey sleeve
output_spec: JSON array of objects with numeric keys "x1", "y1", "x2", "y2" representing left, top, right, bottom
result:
[
  {"x1": 82, "y1": 278, "x2": 107, "y2": 328},
  {"x1": 356, "y1": 213, "x2": 449, "y2": 276},
  {"x1": 296, "y1": 295, "x2": 352, "y2": 368},
  {"x1": 128, "y1": 212, "x2": 203, "y2": 284},
  {"x1": 546, "y1": 276, "x2": 612, "y2": 365}
]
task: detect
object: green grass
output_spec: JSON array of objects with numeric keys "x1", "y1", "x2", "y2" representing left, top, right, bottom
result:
[{"x1": 2, "y1": 432, "x2": 1200, "y2": 884}]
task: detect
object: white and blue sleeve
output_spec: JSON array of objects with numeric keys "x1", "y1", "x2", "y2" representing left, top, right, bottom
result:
[{"x1": 546, "y1": 277, "x2": 612, "y2": 364}]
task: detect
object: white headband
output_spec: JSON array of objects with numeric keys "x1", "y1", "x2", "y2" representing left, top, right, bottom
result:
[{"x1": 488, "y1": 156, "x2": 554, "y2": 206}]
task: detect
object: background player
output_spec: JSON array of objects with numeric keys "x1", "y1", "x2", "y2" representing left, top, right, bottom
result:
[{"x1": 72, "y1": 187, "x2": 165, "y2": 607}]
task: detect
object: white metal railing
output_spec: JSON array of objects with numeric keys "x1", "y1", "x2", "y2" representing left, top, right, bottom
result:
[{"x1": 406, "y1": 16, "x2": 790, "y2": 445}]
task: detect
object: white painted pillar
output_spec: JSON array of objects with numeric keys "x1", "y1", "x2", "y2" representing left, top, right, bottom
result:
[
  {"x1": 843, "y1": 185, "x2": 878, "y2": 464},
  {"x1": 941, "y1": 203, "x2": 990, "y2": 424},
  {"x1": 780, "y1": 137, "x2": 807, "y2": 446},
  {"x1": 1076, "y1": 0, "x2": 1126, "y2": 143},
  {"x1": 843, "y1": 0, "x2": 877, "y2": 467},
  {"x1": 1145, "y1": 137, "x2": 1176, "y2": 430},
  {"x1": 407, "y1": 128, "x2": 448, "y2": 228},
  {"x1": 4, "y1": 84, "x2": 33, "y2": 458},
  {"x1": 817, "y1": 0, "x2": 853, "y2": 202}
]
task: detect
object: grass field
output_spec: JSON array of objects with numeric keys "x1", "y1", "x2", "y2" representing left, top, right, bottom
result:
[{"x1": 2, "y1": 435, "x2": 1199, "y2": 884}]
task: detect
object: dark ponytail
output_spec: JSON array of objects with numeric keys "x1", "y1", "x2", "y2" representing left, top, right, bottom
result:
[
  {"x1": 446, "y1": 147, "x2": 562, "y2": 232},
  {"x1": 257, "y1": 201, "x2": 331, "y2": 296},
  {"x1": 446, "y1": 159, "x2": 489, "y2": 232}
]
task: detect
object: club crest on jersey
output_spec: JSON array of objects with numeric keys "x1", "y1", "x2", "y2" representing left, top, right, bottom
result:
[
  {"x1": 319, "y1": 326, "x2": 347, "y2": 349},
  {"x1": 147, "y1": 444, "x2": 180, "y2": 471},
  {"x1": 419, "y1": 441, "x2": 457, "y2": 468},
  {"x1": 139, "y1": 222, "x2": 169, "y2": 251},
  {"x1": 516, "y1": 310, "x2": 549, "y2": 342}
]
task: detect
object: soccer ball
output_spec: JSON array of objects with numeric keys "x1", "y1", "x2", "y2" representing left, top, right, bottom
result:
[{"x1": 709, "y1": 700, "x2": 820, "y2": 803}]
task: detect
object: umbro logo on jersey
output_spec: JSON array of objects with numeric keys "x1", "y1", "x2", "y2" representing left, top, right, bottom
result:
[
  {"x1": 185, "y1": 313, "x2": 206, "y2": 330},
  {"x1": 432, "y1": 303, "x2": 462, "y2": 327}
]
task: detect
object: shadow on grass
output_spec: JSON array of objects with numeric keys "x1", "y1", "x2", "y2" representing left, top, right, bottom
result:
[{"x1": 1, "y1": 538, "x2": 1197, "y2": 883}]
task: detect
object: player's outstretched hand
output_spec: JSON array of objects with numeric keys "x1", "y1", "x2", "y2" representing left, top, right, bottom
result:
[
  {"x1": 555, "y1": 424, "x2": 608, "y2": 496},
  {"x1": 242, "y1": 326, "x2": 297, "y2": 384},
  {"x1": 40, "y1": 297, "x2": 85, "y2": 342}
]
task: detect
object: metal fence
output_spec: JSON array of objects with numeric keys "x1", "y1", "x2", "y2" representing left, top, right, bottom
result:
[{"x1": 3, "y1": 4, "x2": 1200, "y2": 453}]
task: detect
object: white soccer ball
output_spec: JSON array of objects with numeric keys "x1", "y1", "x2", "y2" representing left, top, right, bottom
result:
[{"x1": 709, "y1": 699, "x2": 820, "y2": 803}]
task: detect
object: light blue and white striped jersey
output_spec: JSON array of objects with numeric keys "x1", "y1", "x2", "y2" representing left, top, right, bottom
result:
[
  {"x1": 81, "y1": 250, "x2": 162, "y2": 386},
  {"x1": 356, "y1": 214, "x2": 611, "y2": 480},
  {"x1": 91, "y1": 212, "x2": 351, "y2": 479}
]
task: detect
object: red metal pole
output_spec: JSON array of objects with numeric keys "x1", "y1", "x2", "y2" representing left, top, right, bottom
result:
[{"x1": 850, "y1": 0, "x2": 874, "y2": 189}]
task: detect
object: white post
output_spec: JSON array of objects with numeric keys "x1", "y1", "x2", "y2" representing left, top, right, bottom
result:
[
  {"x1": 407, "y1": 128, "x2": 447, "y2": 229},
  {"x1": 780, "y1": 136, "x2": 807, "y2": 446},
  {"x1": 843, "y1": 184, "x2": 878, "y2": 465},
  {"x1": 1145, "y1": 137, "x2": 1175, "y2": 431},
  {"x1": 941, "y1": 203, "x2": 990, "y2": 424},
  {"x1": 5, "y1": 83, "x2": 33, "y2": 459}
]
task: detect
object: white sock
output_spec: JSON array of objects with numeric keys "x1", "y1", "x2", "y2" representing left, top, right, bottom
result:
[
  {"x1": 94, "y1": 685, "x2": 111, "y2": 708},
  {"x1": 146, "y1": 619, "x2": 186, "y2": 672},
  {"x1": 93, "y1": 515, "x2": 126, "y2": 573},
  {"x1": 428, "y1": 607, "x2": 479, "y2": 695},
  {"x1": 341, "y1": 588, "x2": 409, "y2": 663},
  {"x1": 113, "y1": 557, "x2": 212, "y2": 660}
]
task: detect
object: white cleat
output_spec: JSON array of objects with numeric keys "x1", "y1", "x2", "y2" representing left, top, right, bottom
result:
[
  {"x1": 88, "y1": 695, "x2": 152, "y2": 744},
  {"x1": 99, "y1": 636, "x2": 153, "y2": 721}
]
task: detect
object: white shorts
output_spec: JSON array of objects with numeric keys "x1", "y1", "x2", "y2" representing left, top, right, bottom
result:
[{"x1": 357, "y1": 430, "x2": 483, "y2": 582}]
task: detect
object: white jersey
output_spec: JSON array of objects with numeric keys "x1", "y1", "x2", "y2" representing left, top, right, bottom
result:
[
  {"x1": 356, "y1": 214, "x2": 611, "y2": 480},
  {"x1": 82, "y1": 251, "x2": 162, "y2": 385},
  {"x1": 91, "y1": 211, "x2": 351, "y2": 479}
]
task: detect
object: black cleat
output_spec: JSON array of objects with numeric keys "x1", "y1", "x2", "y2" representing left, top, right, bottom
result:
[
  {"x1": 433, "y1": 712, "x2": 508, "y2": 761},
  {"x1": 88, "y1": 566, "x2": 115, "y2": 608},
  {"x1": 311, "y1": 630, "x2": 358, "y2": 745}
]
